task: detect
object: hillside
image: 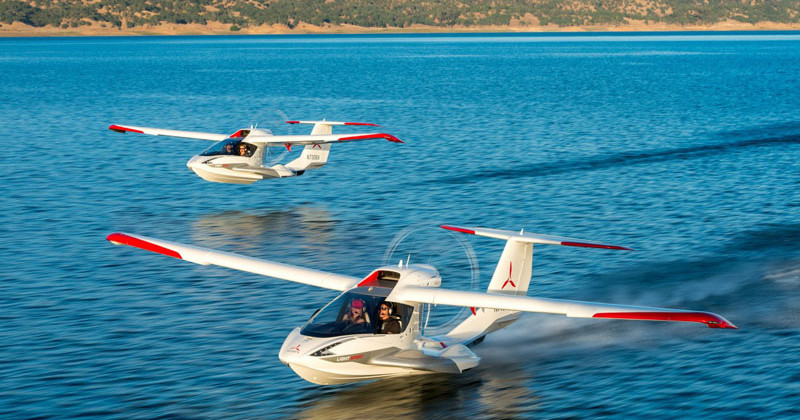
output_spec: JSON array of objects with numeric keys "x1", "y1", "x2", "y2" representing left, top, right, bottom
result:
[{"x1": 2, "y1": 0, "x2": 799, "y2": 35}]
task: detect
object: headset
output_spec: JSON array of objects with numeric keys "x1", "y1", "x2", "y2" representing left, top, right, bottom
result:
[{"x1": 381, "y1": 301, "x2": 394, "y2": 316}]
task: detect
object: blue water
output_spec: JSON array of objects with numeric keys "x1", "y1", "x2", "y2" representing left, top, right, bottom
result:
[{"x1": 1, "y1": 32, "x2": 799, "y2": 418}]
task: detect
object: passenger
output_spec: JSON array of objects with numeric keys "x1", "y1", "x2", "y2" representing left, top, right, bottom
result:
[
  {"x1": 238, "y1": 143, "x2": 249, "y2": 157},
  {"x1": 342, "y1": 299, "x2": 366, "y2": 324},
  {"x1": 377, "y1": 302, "x2": 401, "y2": 334}
]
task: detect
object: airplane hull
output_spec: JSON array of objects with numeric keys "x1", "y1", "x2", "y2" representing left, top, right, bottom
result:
[
  {"x1": 278, "y1": 327, "x2": 479, "y2": 385},
  {"x1": 287, "y1": 362, "x2": 433, "y2": 385},
  {"x1": 186, "y1": 159, "x2": 262, "y2": 184},
  {"x1": 189, "y1": 166, "x2": 260, "y2": 184}
]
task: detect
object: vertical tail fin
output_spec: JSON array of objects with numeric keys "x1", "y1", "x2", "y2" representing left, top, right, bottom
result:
[
  {"x1": 487, "y1": 240, "x2": 533, "y2": 295},
  {"x1": 285, "y1": 143, "x2": 331, "y2": 172}
]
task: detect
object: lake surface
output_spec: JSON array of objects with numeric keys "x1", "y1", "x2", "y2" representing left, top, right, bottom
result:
[{"x1": 1, "y1": 32, "x2": 798, "y2": 418}]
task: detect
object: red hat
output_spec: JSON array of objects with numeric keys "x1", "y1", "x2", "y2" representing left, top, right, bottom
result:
[{"x1": 351, "y1": 299, "x2": 364, "y2": 309}]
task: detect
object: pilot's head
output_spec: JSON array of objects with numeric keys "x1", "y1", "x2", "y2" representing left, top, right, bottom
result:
[
  {"x1": 379, "y1": 303, "x2": 392, "y2": 320},
  {"x1": 238, "y1": 144, "x2": 248, "y2": 156},
  {"x1": 350, "y1": 299, "x2": 365, "y2": 317}
]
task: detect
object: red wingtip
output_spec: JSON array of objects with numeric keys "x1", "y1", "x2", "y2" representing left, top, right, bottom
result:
[
  {"x1": 560, "y1": 241, "x2": 634, "y2": 251},
  {"x1": 337, "y1": 133, "x2": 404, "y2": 143},
  {"x1": 106, "y1": 233, "x2": 182, "y2": 259},
  {"x1": 441, "y1": 225, "x2": 476, "y2": 235},
  {"x1": 285, "y1": 120, "x2": 300, "y2": 124},
  {"x1": 593, "y1": 311, "x2": 737, "y2": 329},
  {"x1": 109, "y1": 124, "x2": 143, "y2": 134},
  {"x1": 344, "y1": 122, "x2": 381, "y2": 127}
]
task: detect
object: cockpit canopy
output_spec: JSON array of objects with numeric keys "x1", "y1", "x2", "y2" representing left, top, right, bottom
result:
[
  {"x1": 200, "y1": 138, "x2": 256, "y2": 157},
  {"x1": 301, "y1": 287, "x2": 413, "y2": 338}
]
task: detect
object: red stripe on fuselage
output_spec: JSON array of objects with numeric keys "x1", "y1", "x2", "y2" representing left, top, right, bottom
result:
[
  {"x1": 106, "y1": 233, "x2": 182, "y2": 259},
  {"x1": 356, "y1": 271, "x2": 380, "y2": 287}
]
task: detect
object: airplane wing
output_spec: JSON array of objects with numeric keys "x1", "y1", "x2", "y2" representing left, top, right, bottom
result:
[
  {"x1": 390, "y1": 286, "x2": 737, "y2": 329},
  {"x1": 109, "y1": 124, "x2": 230, "y2": 141},
  {"x1": 106, "y1": 232, "x2": 359, "y2": 291}
]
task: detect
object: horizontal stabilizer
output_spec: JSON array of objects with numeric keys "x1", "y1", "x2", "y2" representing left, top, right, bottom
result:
[
  {"x1": 441, "y1": 225, "x2": 632, "y2": 251},
  {"x1": 286, "y1": 120, "x2": 380, "y2": 127},
  {"x1": 251, "y1": 133, "x2": 403, "y2": 145}
]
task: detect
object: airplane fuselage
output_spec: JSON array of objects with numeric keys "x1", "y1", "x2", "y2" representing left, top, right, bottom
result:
[
  {"x1": 277, "y1": 282, "x2": 481, "y2": 385},
  {"x1": 186, "y1": 154, "x2": 265, "y2": 184}
]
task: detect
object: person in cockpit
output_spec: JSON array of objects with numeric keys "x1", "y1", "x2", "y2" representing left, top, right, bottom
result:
[
  {"x1": 342, "y1": 298, "x2": 367, "y2": 324},
  {"x1": 237, "y1": 143, "x2": 250, "y2": 157},
  {"x1": 377, "y1": 302, "x2": 401, "y2": 334}
]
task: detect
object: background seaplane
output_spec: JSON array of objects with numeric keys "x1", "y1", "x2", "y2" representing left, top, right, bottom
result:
[
  {"x1": 108, "y1": 120, "x2": 403, "y2": 184},
  {"x1": 106, "y1": 225, "x2": 736, "y2": 385}
]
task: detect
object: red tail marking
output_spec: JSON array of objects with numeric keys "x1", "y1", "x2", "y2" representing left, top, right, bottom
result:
[
  {"x1": 284, "y1": 143, "x2": 292, "y2": 151},
  {"x1": 501, "y1": 262, "x2": 516, "y2": 289},
  {"x1": 312, "y1": 143, "x2": 322, "y2": 149}
]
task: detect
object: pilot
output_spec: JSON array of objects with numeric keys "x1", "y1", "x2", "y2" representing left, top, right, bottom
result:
[
  {"x1": 343, "y1": 298, "x2": 366, "y2": 324},
  {"x1": 237, "y1": 143, "x2": 250, "y2": 157},
  {"x1": 377, "y1": 302, "x2": 401, "y2": 334}
]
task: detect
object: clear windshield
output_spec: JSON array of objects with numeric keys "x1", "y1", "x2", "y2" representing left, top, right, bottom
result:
[
  {"x1": 300, "y1": 291, "x2": 413, "y2": 338},
  {"x1": 200, "y1": 139, "x2": 256, "y2": 157}
]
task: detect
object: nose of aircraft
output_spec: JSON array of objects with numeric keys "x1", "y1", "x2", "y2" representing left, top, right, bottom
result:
[{"x1": 186, "y1": 155, "x2": 203, "y2": 169}]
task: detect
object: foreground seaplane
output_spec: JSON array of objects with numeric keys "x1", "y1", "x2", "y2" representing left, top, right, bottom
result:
[
  {"x1": 108, "y1": 120, "x2": 403, "y2": 184},
  {"x1": 106, "y1": 225, "x2": 736, "y2": 385}
]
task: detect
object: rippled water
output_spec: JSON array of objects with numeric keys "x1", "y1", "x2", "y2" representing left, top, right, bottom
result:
[{"x1": 1, "y1": 32, "x2": 799, "y2": 418}]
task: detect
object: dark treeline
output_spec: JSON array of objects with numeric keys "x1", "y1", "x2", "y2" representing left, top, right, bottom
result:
[{"x1": 2, "y1": 0, "x2": 799, "y2": 30}]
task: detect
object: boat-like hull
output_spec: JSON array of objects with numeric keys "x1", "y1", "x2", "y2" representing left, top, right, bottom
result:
[{"x1": 278, "y1": 327, "x2": 480, "y2": 385}]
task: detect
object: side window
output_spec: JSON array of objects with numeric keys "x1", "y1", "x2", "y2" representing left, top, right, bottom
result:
[
  {"x1": 237, "y1": 142, "x2": 254, "y2": 157},
  {"x1": 398, "y1": 303, "x2": 414, "y2": 332}
]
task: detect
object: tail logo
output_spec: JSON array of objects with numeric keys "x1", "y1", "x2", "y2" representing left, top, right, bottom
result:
[
  {"x1": 312, "y1": 143, "x2": 322, "y2": 149},
  {"x1": 501, "y1": 262, "x2": 516, "y2": 289}
]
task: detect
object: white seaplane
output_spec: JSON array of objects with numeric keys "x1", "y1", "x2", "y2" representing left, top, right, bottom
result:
[
  {"x1": 108, "y1": 120, "x2": 403, "y2": 184},
  {"x1": 106, "y1": 225, "x2": 736, "y2": 385}
]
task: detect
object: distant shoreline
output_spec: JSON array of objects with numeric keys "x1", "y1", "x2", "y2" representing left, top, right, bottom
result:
[{"x1": 2, "y1": 20, "x2": 800, "y2": 37}]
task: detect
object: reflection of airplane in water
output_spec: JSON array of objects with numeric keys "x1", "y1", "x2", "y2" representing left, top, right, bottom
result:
[
  {"x1": 109, "y1": 120, "x2": 403, "y2": 184},
  {"x1": 107, "y1": 225, "x2": 736, "y2": 385},
  {"x1": 190, "y1": 207, "x2": 335, "y2": 252},
  {"x1": 294, "y1": 370, "x2": 536, "y2": 419}
]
